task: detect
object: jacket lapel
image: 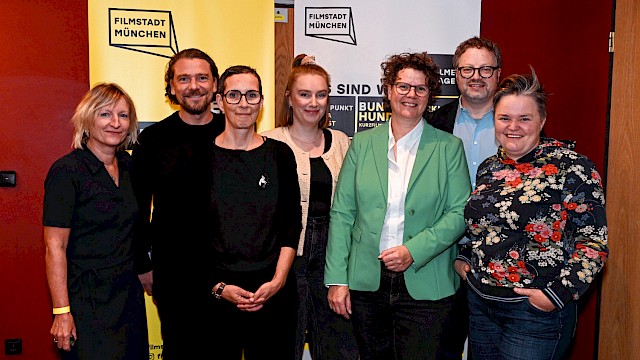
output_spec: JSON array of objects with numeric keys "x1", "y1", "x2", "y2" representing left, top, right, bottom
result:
[
  {"x1": 407, "y1": 121, "x2": 437, "y2": 194},
  {"x1": 371, "y1": 123, "x2": 389, "y2": 201}
]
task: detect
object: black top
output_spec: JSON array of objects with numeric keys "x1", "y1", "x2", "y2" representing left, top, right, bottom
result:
[
  {"x1": 130, "y1": 111, "x2": 225, "y2": 295},
  {"x1": 44, "y1": 147, "x2": 137, "y2": 266},
  {"x1": 308, "y1": 129, "x2": 333, "y2": 217},
  {"x1": 209, "y1": 138, "x2": 302, "y2": 275}
]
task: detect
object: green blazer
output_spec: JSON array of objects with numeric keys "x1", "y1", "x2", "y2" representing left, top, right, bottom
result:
[{"x1": 325, "y1": 120, "x2": 471, "y2": 300}]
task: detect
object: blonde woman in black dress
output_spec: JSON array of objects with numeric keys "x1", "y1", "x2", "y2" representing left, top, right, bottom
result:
[{"x1": 44, "y1": 83, "x2": 148, "y2": 360}]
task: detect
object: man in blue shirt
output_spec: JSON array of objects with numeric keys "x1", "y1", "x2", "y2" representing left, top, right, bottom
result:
[{"x1": 429, "y1": 36, "x2": 502, "y2": 360}]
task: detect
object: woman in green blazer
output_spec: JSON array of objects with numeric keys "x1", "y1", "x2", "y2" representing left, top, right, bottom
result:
[{"x1": 325, "y1": 52, "x2": 471, "y2": 360}]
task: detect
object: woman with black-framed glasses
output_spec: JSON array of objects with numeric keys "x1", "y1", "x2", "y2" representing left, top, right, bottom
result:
[
  {"x1": 206, "y1": 65, "x2": 302, "y2": 359},
  {"x1": 325, "y1": 52, "x2": 471, "y2": 359}
]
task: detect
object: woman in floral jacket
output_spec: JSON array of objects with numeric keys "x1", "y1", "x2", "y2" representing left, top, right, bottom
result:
[{"x1": 455, "y1": 69, "x2": 608, "y2": 360}]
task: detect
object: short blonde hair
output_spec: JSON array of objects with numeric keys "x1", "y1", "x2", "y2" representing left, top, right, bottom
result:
[
  {"x1": 71, "y1": 83, "x2": 138, "y2": 151},
  {"x1": 494, "y1": 67, "x2": 547, "y2": 119}
]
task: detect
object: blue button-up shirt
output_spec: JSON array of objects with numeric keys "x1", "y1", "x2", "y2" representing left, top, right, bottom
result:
[{"x1": 452, "y1": 104, "x2": 498, "y2": 189}]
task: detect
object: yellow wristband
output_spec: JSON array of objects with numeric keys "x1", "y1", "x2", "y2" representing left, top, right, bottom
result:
[{"x1": 53, "y1": 306, "x2": 70, "y2": 315}]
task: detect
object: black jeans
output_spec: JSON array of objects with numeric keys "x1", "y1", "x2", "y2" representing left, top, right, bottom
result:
[
  {"x1": 293, "y1": 215, "x2": 359, "y2": 359},
  {"x1": 350, "y1": 266, "x2": 455, "y2": 360},
  {"x1": 439, "y1": 282, "x2": 471, "y2": 360}
]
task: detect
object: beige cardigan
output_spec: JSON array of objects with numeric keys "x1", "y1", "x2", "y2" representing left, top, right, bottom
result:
[{"x1": 261, "y1": 126, "x2": 351, "y2": 255}]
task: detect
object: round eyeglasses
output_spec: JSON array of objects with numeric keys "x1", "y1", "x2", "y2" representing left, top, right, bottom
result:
[
  {"x1": 394, "y1": 82, "x2": 429, "y2": 97},
  {"x1": 457, "y1": 66, "x2": 499, "y2": 79},
  {"x1": 223, "y1": 90, "x2": 262, "y2": 105}
]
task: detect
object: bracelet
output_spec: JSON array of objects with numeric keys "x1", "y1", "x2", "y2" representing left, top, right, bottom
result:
[
  {"x1": 52, "y1": 306, "x2": 70, "y2": 315},
  {"x1": 213, "y1": 282, "x2": 226, "y2": 300}
]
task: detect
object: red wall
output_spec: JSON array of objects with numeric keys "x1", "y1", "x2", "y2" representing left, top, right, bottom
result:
[
  {"x1": 0, "y1": 1, "x2": 88, "y2": 359},
  {"x1": 481, "y1": 1, "x2": 611, "y2": 172},
  {"x1": 481, "y1": 2, "x2": 612, "y2": 359}
]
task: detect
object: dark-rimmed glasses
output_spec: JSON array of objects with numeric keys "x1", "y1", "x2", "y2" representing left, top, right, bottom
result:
[
  {"x1": 223, "y1": 90, "x2": 262, "y2": 104},
  {"x1": 394, "y1": 82, "x2": 429, "y2": 97},
  {"x1": 457, "y1": 66, "x2": 499, "y2": 79}
]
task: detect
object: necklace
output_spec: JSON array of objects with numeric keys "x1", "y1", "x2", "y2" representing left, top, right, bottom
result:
[
  {"x1": 290, "y1": 130, "x2": 323, "y2": 145},
  {"x1": 106, "y1": 164, "x2": 118, "y2": 183}
]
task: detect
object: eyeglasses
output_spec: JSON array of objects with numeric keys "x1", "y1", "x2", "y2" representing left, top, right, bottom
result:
[
  {"x1": 394, "y1": 82, "x2": 429, "y2": 97},
  {"x1": 223, "y1": 90, "x2": 262, "y2": 105},
  {"x1": 457, "y1": 66, "x2": 499, "y2": 79}
]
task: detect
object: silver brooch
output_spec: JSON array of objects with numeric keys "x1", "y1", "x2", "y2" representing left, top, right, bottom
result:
[{"x1": 258, "y1": 174, "x2": 269, "y2": 189}]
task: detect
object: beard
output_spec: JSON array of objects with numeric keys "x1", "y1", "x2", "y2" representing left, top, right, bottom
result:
[
  {"x1": 178, "y1": 91, "x2": 214, "y2": 115},
  {"x1": 462, "y1": 81, "x2": 492, "y2": 103}
]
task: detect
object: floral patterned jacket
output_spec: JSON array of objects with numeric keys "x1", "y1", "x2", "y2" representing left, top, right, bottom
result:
[{"x1": 458, "y1": 138, "x2": 608, "y2": 309}]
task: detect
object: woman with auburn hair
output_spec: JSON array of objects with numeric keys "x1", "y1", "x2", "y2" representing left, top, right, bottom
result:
[{"x1": 262, "y1": 54, "x2": 358, "y2": 359}]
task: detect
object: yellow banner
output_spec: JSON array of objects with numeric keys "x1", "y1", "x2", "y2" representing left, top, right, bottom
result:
[
  {"x1": 88, "y1": 1, "x2": 275, "y2": 357},
  {"x1": 88, "y1": 0, "x2": 275, "y2": 131}
]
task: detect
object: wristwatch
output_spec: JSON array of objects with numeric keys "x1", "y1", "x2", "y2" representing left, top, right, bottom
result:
[{"x1": 213, "y1": 282, "x2": 226, "y2": 300}]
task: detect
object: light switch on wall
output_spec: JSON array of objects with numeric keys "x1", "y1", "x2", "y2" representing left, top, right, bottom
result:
[{"x1": 0, "y1": 171, "x2": 16, "y2": 187}]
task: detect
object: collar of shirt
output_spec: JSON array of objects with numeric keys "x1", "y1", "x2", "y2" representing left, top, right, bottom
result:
[
  {"x1": 457, "y1": 105, "x2": 494, "y2": 126},
  {"x1": 387, "y1": 119, "x2": 424, "y2": 162},
  {"x1": 457, "y1": 97, "x2": 494, "y2": 119},
  {"x1": 380, "y1": 119, "x2": 424, "y2": 253}
]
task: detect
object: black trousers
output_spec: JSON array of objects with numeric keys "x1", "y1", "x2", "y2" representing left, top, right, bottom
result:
[
  {"x1": 209, "y1": 268, "x2": 298, "y2": 360},
  {"x1": 439, "y1": 282, "x2": 471, "y2": 359},
  {"x1": 350, "y1": 267, "x2": 455, "y2": 360}
]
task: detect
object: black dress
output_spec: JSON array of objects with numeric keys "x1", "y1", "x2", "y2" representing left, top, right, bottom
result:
[
  {"x1": 43, "y1": 147, "x2": 148, "y2": 360},
  {"x1": 208, "y1": 137, "x2": 302, "y2": 359}
]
